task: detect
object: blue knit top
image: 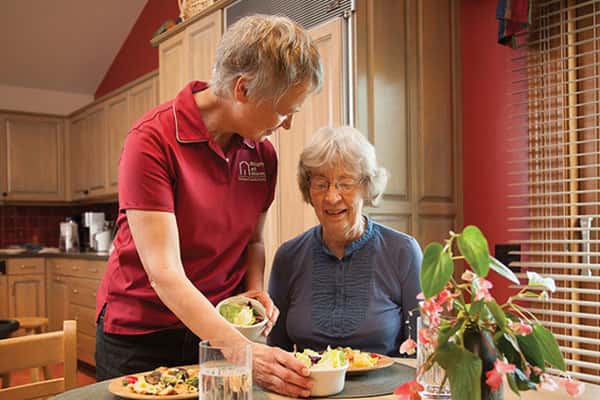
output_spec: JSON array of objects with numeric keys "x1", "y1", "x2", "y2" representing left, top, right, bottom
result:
[{"x1": 267, "y1": 218, "x2": 422, "y2": 356}]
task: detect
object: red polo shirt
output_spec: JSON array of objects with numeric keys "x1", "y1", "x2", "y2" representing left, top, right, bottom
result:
[{"x1": 96, "y1": 81, "x2": 277, "y2": 334}]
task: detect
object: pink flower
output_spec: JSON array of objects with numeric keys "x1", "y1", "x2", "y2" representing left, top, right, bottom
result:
[
  {"x1": 474, "y1": 278, "x2": 494, "y2": 302},
  {"x1": 418, "y1": 328, "x2": 435, "y2": 346},
  {"x1": 393, "y1": 379, "x2": 423, "y2": 400},
  {"x1": 399, "y1": 338, "x2": 417, "y2": 355},
  {"x1": 416, "y1": 292, "x2": 425, "y2": 300},
  {"x1": 485, "y1": 360, "x2": 516, "y2": 391},
  {"x1": 511, "y1": 322, "x2": 533, "y2": 336},
  {"x1": 436, "y1": 289, "x2": 455, "y2": 312},
  {"x1": 559, "y1": 378, "x2": 585, "y2": 397},
  {"x1": 461, "y1": 269, "x2": 476, "y2": 282}
]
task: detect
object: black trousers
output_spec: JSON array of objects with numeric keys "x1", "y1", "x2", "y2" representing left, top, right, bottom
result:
[{"x1": 95, "y1": 308, "x2": 200, "y2": 380}]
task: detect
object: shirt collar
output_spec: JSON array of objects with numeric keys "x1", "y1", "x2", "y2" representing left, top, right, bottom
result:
[
  {"x1": 173, "y1": 81, "x2": 258, "y2": 150},
  {"x1": 315, "y1": 216, "x2": 375, "y2": 259}
]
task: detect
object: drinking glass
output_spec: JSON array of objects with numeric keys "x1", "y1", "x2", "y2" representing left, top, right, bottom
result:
[
  {"x1": 199, "y1": 340, "x2": 252, "y2": 400},
  {"x1": 416, "y1": 316, "x2": 451, "y2": 399}
]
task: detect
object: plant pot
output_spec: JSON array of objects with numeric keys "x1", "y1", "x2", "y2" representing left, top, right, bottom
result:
[{"x1": 463, "y1": 328, "x2": 504, "y2": 400}]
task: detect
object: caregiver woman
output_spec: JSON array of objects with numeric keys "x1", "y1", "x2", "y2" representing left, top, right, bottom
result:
[{"x1": 95, "y1": 14, "x2": 322, "y2": 398}]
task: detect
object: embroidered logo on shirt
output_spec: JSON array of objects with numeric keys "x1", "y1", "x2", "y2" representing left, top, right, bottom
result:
[{"x1": 238, "y1": 161, "x2": 267, "y2": 182}]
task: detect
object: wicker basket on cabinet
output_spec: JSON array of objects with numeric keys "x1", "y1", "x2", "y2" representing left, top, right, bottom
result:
[{"x1": 178, "y1": 0, "x2": 216, "y2": 21}]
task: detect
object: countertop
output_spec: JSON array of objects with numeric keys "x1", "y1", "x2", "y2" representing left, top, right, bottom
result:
[{"x1": 0, "y1": 250, "x2": 109, "y2": 261}]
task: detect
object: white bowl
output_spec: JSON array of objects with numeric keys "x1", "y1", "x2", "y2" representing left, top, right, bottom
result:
[
  {"x1": 216, "y1": 296, "x2": 267, "y2": 341},
  {"x1": 309, "y1": 365, "x2": 349, "y2": 397}
]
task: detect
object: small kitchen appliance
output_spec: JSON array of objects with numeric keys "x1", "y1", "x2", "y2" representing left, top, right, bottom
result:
[
  {"x1": 81, "y1": 212, "x2": 106, "y2": 251},
  {"x1": 59, "y1": 218, "x2": 80, "y2": 253}
]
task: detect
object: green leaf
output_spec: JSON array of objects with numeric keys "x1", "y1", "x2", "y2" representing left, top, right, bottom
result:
[
  {"x1": 517, "y1": 332, "x2": 545, "y2": 371},
  {"x1": 457, "y1": 226, "x2": 490, "y2": 278},
  {"x1": 506, "y1": 373, "x2": 520, "y2": 396},
  {"x1": 489, "y1": 256, "x2": 519, "y2": 284},
  {"x1": 438, "y1": 319, "x2": 465, "y2": 347},
  {"x1": 532, "y1": 324, "x2": 566, "y2": 371},
  {"x1": 434, "y1": 343, "x2": 482, "y2": 400},
  {"x1": 486, "y1": 301, "x2": 507, "y2": 331},
  {"x1": 420, "y1": 242, "x2": 453, "y2": 298}
]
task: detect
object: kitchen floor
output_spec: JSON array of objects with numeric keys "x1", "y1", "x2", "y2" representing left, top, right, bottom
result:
[{"x1": 2, "y1": 362, "x2": 96, "y2": 388}]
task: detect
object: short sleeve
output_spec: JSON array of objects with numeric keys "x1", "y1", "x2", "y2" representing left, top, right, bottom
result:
[
  {"x1": 118, "y1": 128, "x2": 175, "y2": 212},
  {"x1": 261, "y1": 139, "x2": 278, "y2": 212}
]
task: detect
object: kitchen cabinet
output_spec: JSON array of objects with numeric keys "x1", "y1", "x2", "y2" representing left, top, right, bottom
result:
[
  {"x1": 0, "y1": 114, "x2": 65, "y2": 202},
  {"x1": 5, "y1": 258, "x2": 46, "y2": 318},
  {"x1": 355, "y1": 0, "x2": 463, "y2": 245},
  {"x1": 69, "y1": 105, "x2": 107, "y2": 200},
  {"x1": 46, "y1": 258, "x2": 106, "y2": 366},
  {"x1": 158, "y1": 10, "x2": 222, "y2": 102},
  {"x1": 263, "y1": 18, "x2": 344, "y2": 281},
  {"x1": 106, "y1": 76, "x2": 158, "y2": 192},
  {"x1": 69, "y1": 74, "x2": 158, "y2": 200},
  {"x1": 106, "y1": 93, "x2": 129, "y2": 191}
]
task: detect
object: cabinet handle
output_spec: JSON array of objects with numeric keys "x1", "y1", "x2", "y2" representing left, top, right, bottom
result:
[
  {"x1": 72, "y1": 266, "x2": 80, "y2": 271},
  {"x1": 20, "y1": 265, "x2": 37, "y2": 269},
  {"x1": 83, "y1": 190, "x2": 89, "y2": 195},
  {"x1": 54, "y1": 276, "x2": 61, "y2": 282},
  {"x1": 88, "y1": 268, "x2": 98, "y2": 273},
  {"x1": 72, "y1": 289, "x2": 79, "y2": 294}
]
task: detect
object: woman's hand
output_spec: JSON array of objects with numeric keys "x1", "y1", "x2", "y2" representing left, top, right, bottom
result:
[
  {"x1": 251, "y1": 342, "x2": 312, "y2": 397},
  {"x1": 238, "y1": 289, "x2": 279, "y2": 336}
]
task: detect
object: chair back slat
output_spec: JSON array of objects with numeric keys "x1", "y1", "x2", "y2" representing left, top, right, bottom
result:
[
  {"x1": 0, "y1": 332, "x2": 63, "y2": 373},
  {"x1": 0, "y1": 320, "x2": 77, "y2": 399},
  {"x1": 0, "y1": 378, "x2": 63, "y2": 400}
]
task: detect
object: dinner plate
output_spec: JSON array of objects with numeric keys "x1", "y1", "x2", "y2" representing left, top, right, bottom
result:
[
  {"x1": 346, "y1": 353, "x2": 395, "y2": 375},
  {"x1": 107, "y1": 365, "x2": 198, "y2": 400}
]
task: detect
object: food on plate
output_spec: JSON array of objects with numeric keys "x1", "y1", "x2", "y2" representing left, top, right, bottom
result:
[
  {"x1": 342, "y1": 347, "x2": 382, "y2": 368},
  {"x1": 294, "y1": 347, "x2": 348, "y2": 369},
  {"x1": 121, "y1": 366, "x2": 198, "y2": 396},
  {"x1": 219, "y1": 301, "x2": 264, "y2": 326}
]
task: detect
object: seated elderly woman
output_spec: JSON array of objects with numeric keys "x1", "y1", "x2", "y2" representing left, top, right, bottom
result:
[{"x1": 268, "y1": 126, "x2": 422, "y2": 356}]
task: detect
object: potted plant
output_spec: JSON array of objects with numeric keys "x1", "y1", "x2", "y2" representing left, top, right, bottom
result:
[{"x1": 395, "y1": 226, "x2": 585, "y2": 400}]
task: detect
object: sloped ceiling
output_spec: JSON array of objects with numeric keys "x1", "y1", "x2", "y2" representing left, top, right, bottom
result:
[{"x1": 0, "y1": 0, "x2": 147, "y2": 114}]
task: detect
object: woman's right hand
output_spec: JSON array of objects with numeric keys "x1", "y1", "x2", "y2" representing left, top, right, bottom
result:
[{"x1": 251, "y1": 342, "x2": 313, "y2": 397}]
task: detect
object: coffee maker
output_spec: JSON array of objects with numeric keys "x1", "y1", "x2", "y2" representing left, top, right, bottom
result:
[{"x1": 80, "y1": 212, "x2": 106, "y2": 252}]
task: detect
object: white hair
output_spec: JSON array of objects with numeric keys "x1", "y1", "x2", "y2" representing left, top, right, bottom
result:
[{"x1": 298, "y1": 126, "x2": 388, "y2": 207}]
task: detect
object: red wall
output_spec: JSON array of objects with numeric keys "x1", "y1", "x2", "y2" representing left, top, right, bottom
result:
[
  {"x1": 95, "y1": 0, "x2": 179, "y2": 98},
  {"x1": 461, "y1": 0, "x2": 517, "y2": 302}
]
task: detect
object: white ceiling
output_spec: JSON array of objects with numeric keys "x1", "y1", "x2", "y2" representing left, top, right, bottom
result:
[{"x1": 0, "y1": 0, "x2": 147, "y2": 114}]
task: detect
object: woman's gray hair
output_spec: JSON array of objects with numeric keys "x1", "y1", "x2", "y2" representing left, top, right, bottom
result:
[
  {"x1": 211, "y1": 14, "x2": 323, "y2": 103},
  {"x1": 298, "y1": 126, "x2": 388, "y2": 207}
]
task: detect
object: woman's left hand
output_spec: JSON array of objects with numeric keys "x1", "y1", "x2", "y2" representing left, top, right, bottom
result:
[{"x1": 238, "y1": 289, "x2": 279, "y2": 336}]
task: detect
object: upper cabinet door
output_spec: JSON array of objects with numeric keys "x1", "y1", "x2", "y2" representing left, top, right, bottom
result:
[
  {"x1": 159, "y1": 30, "x2": 187, "y2": 103},
  {"x1": 106, "y1": 93, "x2": 129, "y2": 191},
  {"x1": 159, "y1": 10, "x2": 222, "y2": 103},
  {"x1": 0, "y1": 114, "x2": 65, "y2": 201},
  {"x1": 85, "y1": 106, "x2": 107, "y2": 195},
  {"x1": 69, "y1": 106, "x2": 107, "y2": 200},
  {"x1": 186, "y1": 10, "x2": 222, "y2": 82}
]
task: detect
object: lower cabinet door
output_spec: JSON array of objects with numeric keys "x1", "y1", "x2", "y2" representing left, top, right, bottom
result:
[{"x1": 8, "y1": 274, "x2": 46, "y2": 317}]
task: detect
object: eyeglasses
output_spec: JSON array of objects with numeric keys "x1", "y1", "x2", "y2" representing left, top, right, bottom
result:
[{"x1": 309, "y1": 176, "x2": 363, "y2": 194}]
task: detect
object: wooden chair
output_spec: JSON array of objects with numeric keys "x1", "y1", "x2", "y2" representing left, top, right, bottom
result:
[{"x1": 0, "y1": 320, "x2": 77, "y2": 400}]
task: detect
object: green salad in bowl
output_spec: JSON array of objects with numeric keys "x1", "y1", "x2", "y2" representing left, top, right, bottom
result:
[
  {"x1": 294, "y1": 347, "x2": 349, "y2": 397},
  {"x1": 216, "y1": 296, "x2": 267, "y2": 341}
]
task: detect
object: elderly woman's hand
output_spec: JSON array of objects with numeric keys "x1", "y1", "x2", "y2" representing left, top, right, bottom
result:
[
  {"x1": 238, "y1": 289, "x2": 279, "y2": 336},
  {"x1": 251, "y1": 342, "x2": 313, "y2": 397}
]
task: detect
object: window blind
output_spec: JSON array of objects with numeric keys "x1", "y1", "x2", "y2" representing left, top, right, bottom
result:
[{"x1": 507, "y1": 0, "x2": 600, "y2": 384}]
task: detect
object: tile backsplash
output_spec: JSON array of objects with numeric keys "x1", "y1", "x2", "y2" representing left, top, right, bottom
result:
[{"x1": 0, "y1": 203, "x2": 118, "y2": 248}]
